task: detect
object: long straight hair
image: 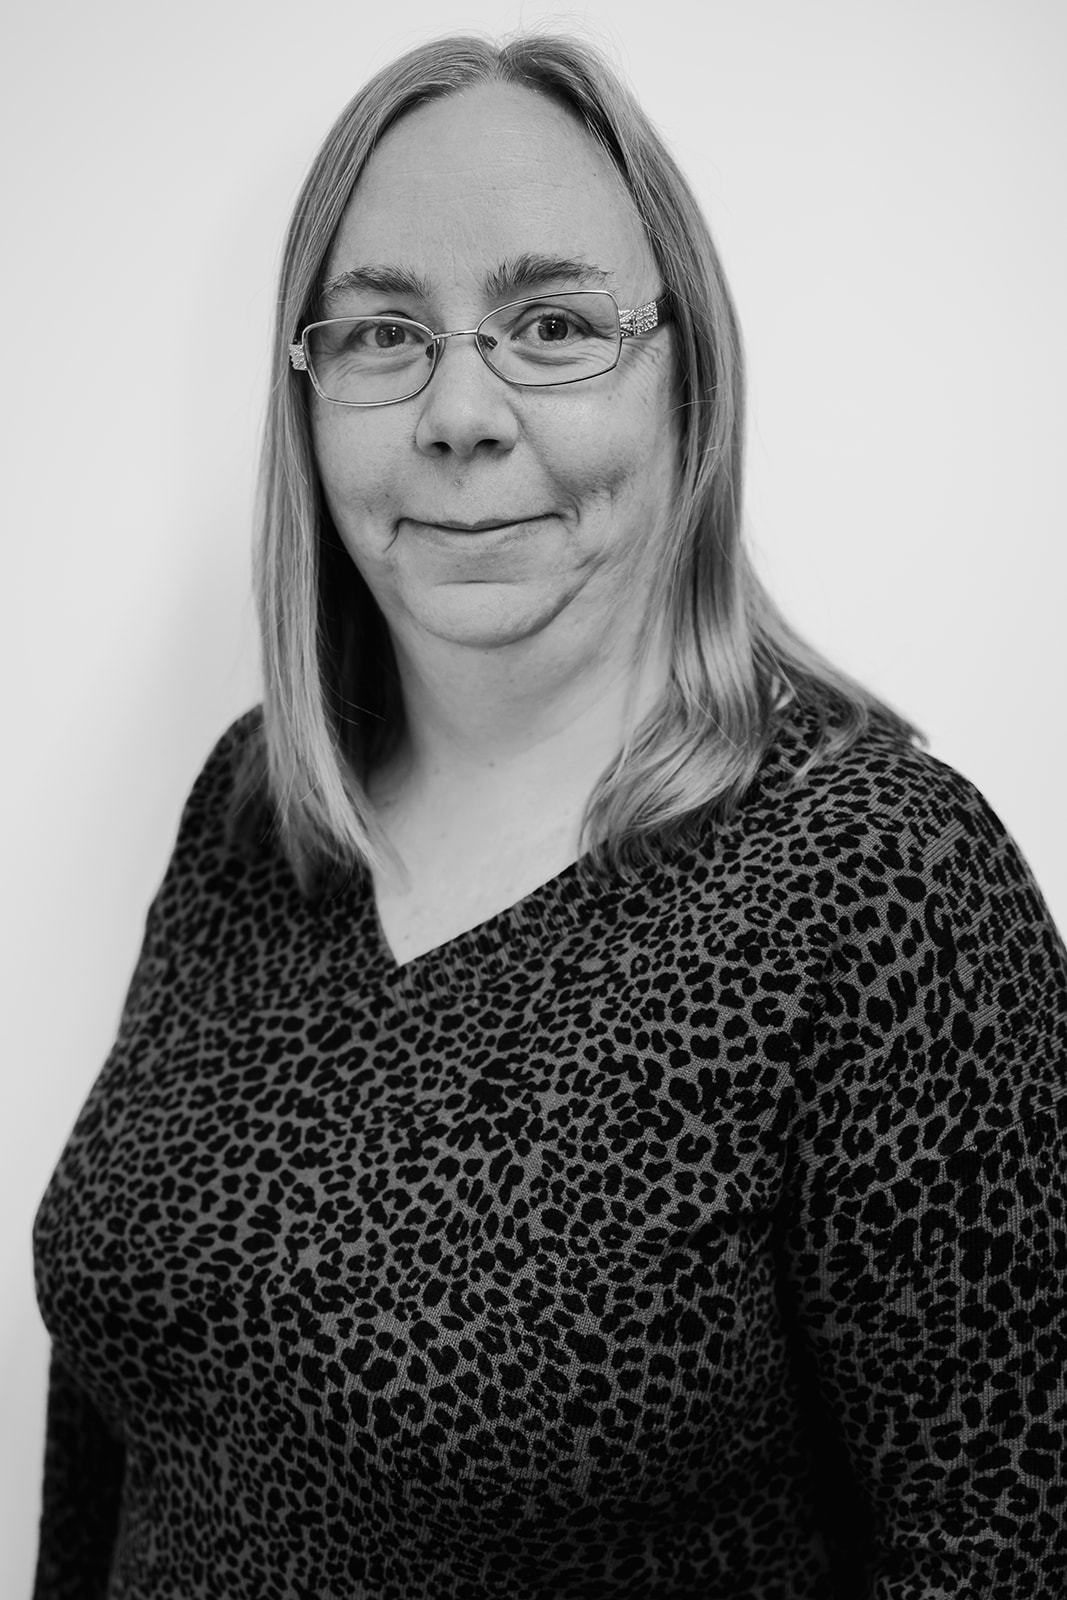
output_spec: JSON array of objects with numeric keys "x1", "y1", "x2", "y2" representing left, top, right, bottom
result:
[{"x1": 247, "y1": 32, "x2": 919, "y2": 890}]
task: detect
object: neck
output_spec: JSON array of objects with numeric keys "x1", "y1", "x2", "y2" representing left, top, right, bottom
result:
[{"x1": 372, "y1": 611, "x2": 668, "y2": 819}]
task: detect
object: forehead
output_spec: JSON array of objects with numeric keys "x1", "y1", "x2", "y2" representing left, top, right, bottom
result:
[{"x1": 324, "y1": 82, "x2": 657, "y2": 297}]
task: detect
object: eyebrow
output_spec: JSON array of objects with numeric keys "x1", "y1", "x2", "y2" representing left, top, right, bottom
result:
[
  {"x1": 319, "y1": 253, "x2": 613, "y2": 312},
  {"x1": 485, "y1": 253, "x2": 613, "y2": 299},
  {"x1": 319, "y1": 264, "x2": 433, "y2": 308}
]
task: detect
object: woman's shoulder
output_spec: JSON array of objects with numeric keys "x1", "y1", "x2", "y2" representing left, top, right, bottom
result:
[
  {"x1": 754, "y1": 701, "x2": 1020, "y2": 868},
  {"x1": 743, "y1": 705, "x2": 1067, "y2": 1134},
  {"x1": 175, "y1": 705, "x2": 268, "y2": 838},
  {"x1": 157, "y1": 706, "x2": 272, "y2": 875},
  {"x1": 141, "y1": 708, "x2": 285, "y2": 951},
  {"x1": 721, "y1": 701, "x2": 1065, "y2": 977}
]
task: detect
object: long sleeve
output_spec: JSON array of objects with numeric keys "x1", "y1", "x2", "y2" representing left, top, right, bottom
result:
[
  {"x1": 779, "y1": 789, "x2": 1067, "y2": 1596},
  {"x1": 28, "y1": 724, "x2": 252, "y2": 1598},
  {"x1": 32, "y1": 1351, "x2": 126, "y2": 1600},
  {"x1": 26, "y1": 706, "x2": 1067, "y2": 1596}
]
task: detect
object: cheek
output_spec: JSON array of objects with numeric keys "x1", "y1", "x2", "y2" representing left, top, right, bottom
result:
[
  {"x1": 547, "y1": 386, "x2": 676, "y2": 523},
  {"x1": 311, "y1": 410, "x2": 405, "y2": 525}
]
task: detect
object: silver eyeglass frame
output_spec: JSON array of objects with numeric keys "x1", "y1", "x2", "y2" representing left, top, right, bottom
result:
[{"x1": 287, "y1": 290, "x2": 672, "y2": 408}]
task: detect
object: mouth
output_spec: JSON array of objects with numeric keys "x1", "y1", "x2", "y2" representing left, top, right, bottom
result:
[{"x1": 407, "y1": 515, "x2": 547, "y2": 533}]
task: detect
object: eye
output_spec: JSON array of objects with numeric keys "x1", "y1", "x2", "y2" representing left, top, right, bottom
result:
[
  {"x1": 324, "y1": 318, "x2": 429, "y2": 362},
  {"x1": 532, "y1": 312, "x2": 575, "y2": 342},
  {"x1": 332, "y1": 319, "x2": 419, "y2": 353},
  {"x1": 510, "y1": 305, "x2": 590, "y2": 345},
  {"x1": 369, "y1": 321, "x2": 413, "y2": 350}
]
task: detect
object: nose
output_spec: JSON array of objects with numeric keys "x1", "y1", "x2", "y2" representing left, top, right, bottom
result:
[{"x1": 413, "y1": 334, "x2": 520, "y2": 460}]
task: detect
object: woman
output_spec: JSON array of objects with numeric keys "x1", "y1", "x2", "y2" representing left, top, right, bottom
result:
[{"x1": 32, "y1": 32, "x2": 1067, "y2": 1600}]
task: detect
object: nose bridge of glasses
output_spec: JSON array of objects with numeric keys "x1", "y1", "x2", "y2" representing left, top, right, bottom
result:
[
  {"x1": 427, "y1": 326, "x2": 501, "y2": 382},
  {"x1": 433, "y1": 325, "x2": 499, "y2": 355}
]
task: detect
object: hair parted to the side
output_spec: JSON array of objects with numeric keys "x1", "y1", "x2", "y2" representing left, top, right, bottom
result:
[{"x1": 245, "y1": 30, "x2": 920, "y2": 892}]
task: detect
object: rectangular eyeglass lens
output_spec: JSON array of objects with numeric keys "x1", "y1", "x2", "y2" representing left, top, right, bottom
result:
[
  {"x1": 308, "y1": 318, "x2": 430, "y2": 401},
  {"x1": 486, "y1": 293, "x2": 619, "y2": 382}
]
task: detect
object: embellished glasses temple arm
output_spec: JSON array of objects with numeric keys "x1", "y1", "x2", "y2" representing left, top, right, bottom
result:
[{"x1": 618, "y1": 295, "x2": 672, "y2": 340}]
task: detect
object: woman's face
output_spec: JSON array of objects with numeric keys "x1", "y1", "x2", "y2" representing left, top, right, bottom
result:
[{"x1": 311, "y1": 82, "x2": 678, "y2": 667}]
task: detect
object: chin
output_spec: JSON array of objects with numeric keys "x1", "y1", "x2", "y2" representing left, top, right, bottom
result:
[{"x1": 413, "y1": 585, "x2": 569, "y2": 651}]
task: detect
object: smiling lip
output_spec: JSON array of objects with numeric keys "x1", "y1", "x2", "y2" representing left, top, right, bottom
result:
[{"x1": 409, "y1": 515, "x2": 545, "y2": 533}]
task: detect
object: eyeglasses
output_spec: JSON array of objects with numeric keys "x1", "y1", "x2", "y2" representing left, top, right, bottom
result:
[{"x1": 288, "y1": 290, "x2": 671, "y2": 407}]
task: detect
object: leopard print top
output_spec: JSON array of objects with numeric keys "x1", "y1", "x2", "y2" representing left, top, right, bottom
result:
[{"x1": 33, "y1": 706, "x2": 1067, "y2": 1598}]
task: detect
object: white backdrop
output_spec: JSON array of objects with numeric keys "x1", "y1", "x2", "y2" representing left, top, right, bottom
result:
[{"x1": 3, "y1": 0, "x2": 1065, "y2": 1587}]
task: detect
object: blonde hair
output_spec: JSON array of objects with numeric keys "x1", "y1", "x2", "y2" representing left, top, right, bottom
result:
[{"x1": 247, "y1": 32, "x2": 919, "y2": 890}]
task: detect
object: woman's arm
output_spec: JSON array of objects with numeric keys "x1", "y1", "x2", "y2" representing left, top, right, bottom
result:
[
  {"x1": 780, "y1": 790, "x2": 1067, "y2": 1596},
  {"x1": 30, "y1": 717, "x2": 261, "y2": 1598},
  {"x1": 32, "y1": 1352, "x2": 126, "y2": 1600}
]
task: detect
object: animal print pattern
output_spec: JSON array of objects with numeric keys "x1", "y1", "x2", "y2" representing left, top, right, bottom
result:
[{"x1": 33, "y1": 706, "x2": 1067, "y2": 1598}]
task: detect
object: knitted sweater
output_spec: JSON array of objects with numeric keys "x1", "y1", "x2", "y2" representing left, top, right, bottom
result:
[{"x1": 33, "y1": 706, "x2": 1067, "y2": 1598}]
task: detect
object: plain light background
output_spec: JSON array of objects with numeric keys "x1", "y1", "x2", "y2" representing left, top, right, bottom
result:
[{"x1": 3, "y1": 0, "x2": 1064, "y2": 1586}]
